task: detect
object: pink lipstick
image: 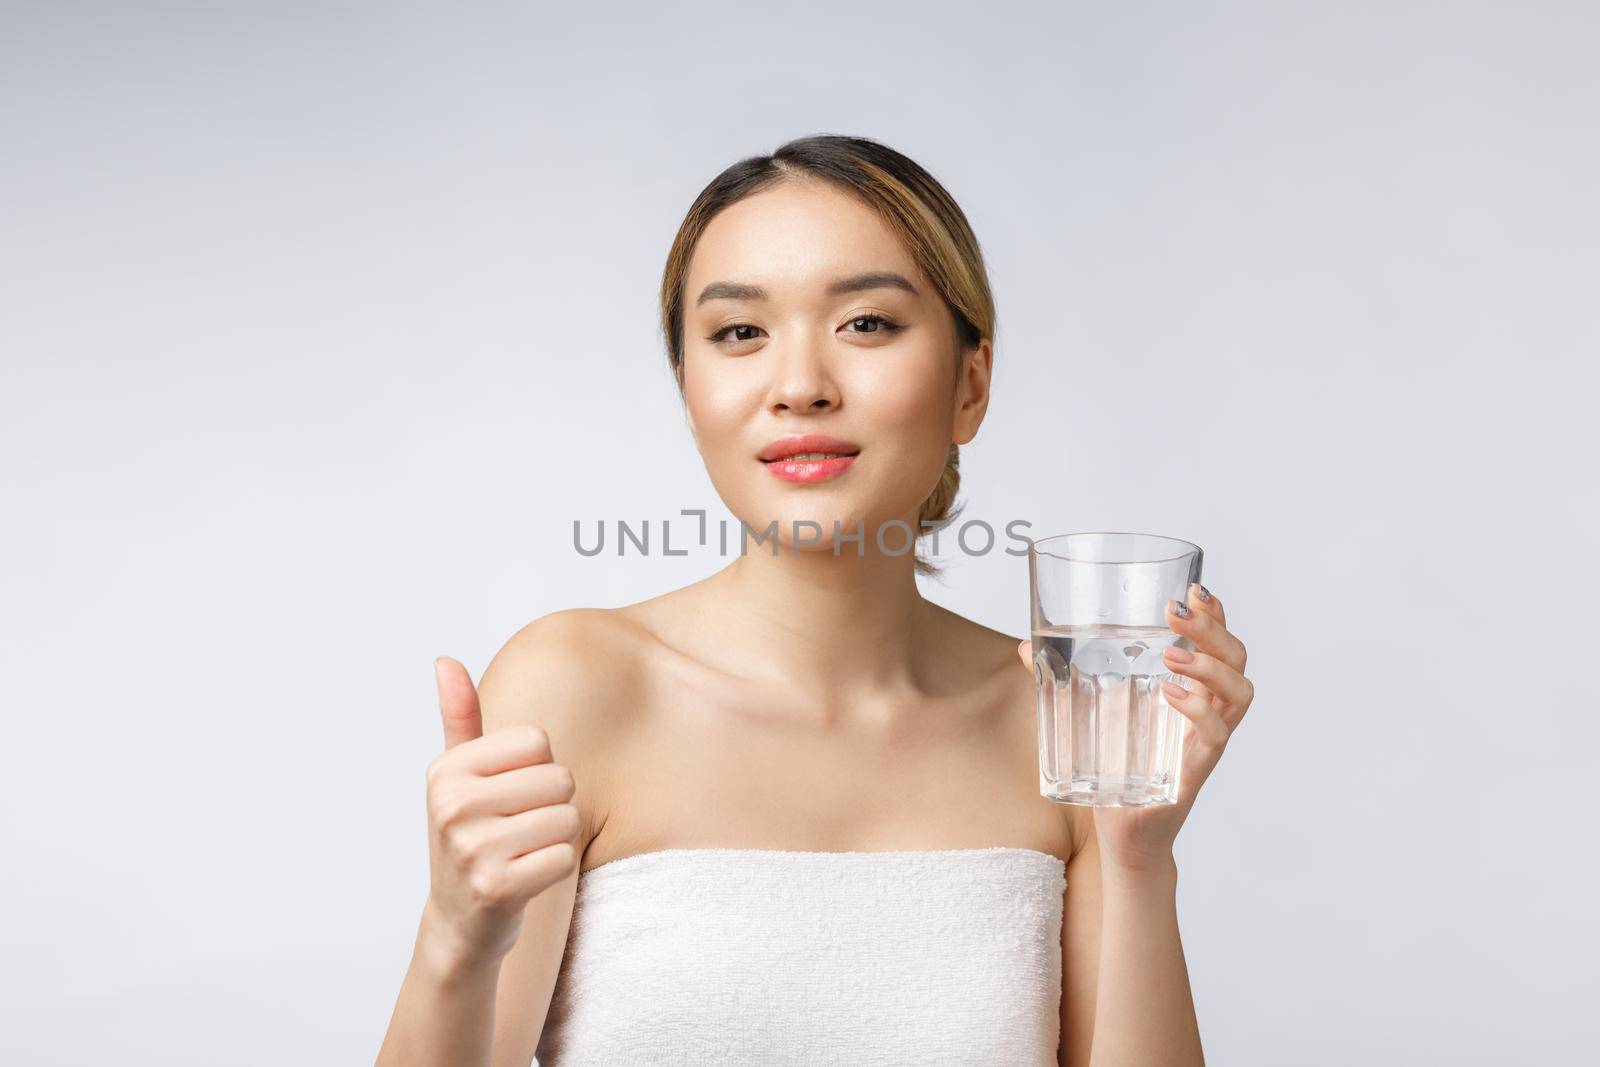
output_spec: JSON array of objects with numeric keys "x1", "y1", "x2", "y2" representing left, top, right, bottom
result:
[{"x1": 759, "y1": 434, "x2": 861, "y2": 484}]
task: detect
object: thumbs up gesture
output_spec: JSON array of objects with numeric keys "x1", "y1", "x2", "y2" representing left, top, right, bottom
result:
[{"x1": 420, "y1": 656, "x2": 582, "y2": 968}]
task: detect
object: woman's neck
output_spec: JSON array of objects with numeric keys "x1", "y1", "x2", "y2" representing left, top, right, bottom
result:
[{"x1": 703, "y1": 524, "x2": 937, "y2": 703}]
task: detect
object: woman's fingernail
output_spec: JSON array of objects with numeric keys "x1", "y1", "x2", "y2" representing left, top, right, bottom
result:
[
  {"x1": 1197, "y1": 584, "x2": 1212, "y2": 602},
  {"x1": 1164, "y1": 645, "x2": 1195, "y2": 664},
  {"x1": 1170, "y1": 598, "x2": 1191, "y2": 618},
  {"x1": 1162, "y1": 680, "x2": 1189, "y2": 701}
]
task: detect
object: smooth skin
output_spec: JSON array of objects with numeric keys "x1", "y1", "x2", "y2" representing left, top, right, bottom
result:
[{"x1": 376, "y1": 178, "x2": 1255, "y2": 1067}]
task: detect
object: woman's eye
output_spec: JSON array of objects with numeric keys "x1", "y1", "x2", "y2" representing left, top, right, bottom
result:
[
  {"x1": 707, "y1": 324, "x2": 764, "y2": 345},
  {"x1": 845, "y1": 314, "x2": 901, "y2": 335}
]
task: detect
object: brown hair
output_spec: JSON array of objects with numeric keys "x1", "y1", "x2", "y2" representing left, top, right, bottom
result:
[{"x1": 659, "y1": 134, "x2": 996, "y2": 577}]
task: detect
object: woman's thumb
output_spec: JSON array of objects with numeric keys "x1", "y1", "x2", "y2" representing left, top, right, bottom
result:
[{"x1": 434, "y1": 656, "x2": 483, "y2": 748}]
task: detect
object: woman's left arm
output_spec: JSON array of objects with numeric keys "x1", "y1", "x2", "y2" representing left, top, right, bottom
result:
[{"x1": 1028, "y1": 582, "x2": 1255, "y2": 1067}]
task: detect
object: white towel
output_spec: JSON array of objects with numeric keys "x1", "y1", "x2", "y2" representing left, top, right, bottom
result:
[{"x1": 535, "y1": 846, "x2": 1066, "y2": 1066}]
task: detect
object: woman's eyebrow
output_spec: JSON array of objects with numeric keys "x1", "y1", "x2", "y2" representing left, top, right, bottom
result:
[{"x1": 695, "y1": 271, "x2": 920, "y2": 306}]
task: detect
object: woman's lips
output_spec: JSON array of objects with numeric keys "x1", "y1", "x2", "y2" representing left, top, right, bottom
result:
[{"x1": 762, "y1": 453, "x2": 858, "y2": 483}]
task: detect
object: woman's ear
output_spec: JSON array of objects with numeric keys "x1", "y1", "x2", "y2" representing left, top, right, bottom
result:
[{"x1": 952, "y1": 338, "x2": 993, "y2": 446}]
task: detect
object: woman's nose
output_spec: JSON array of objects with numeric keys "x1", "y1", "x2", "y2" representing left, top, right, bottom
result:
[{"x1": 765, "y1": 338, "x2": 840, "y2": 413}]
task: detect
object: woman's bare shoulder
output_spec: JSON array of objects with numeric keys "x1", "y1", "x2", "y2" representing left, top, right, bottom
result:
[
  {"x1": 475, "y1": 607, "x2": 652, "y2": 748},
  {"x1": 473, "y1": 607, "x2": 665, "y2": 845}
]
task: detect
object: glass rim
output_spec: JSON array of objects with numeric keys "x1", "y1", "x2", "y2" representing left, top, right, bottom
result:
[{"x1": 1027, "y1": 530, "x2": 1201, "y2": 565}]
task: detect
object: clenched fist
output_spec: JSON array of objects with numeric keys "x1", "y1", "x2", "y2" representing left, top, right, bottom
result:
[{"x1": 420, "y1": 656, "x2": 582, "y2": 968}]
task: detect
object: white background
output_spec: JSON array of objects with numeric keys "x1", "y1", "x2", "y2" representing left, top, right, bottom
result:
[{"x1": 3, "y1": 2, "x2": 1595, "y2": 1063}]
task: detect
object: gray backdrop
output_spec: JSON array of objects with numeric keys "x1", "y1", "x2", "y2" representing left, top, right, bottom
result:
[{"x1": 3, "y1": 2, "x2": 1594, "y2": 1064}]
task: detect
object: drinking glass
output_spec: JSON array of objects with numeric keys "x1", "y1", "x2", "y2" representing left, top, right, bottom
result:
[{"x1": 1028, "y1": 532, "x2": 1204, "y2": 807}]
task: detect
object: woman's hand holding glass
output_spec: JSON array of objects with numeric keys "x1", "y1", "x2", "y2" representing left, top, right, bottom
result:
[{"x1": 1018, "y1": 581, "x2": 1254, "y2": 875}]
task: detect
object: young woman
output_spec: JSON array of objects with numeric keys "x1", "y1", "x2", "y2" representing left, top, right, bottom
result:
[{"x1": 377, "y1": 134, "x2": 1254, "y2": 1067}]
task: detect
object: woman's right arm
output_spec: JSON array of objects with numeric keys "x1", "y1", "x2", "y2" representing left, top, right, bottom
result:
[{"x1": 376, "y1": 611, "x2": 628, "y2": 1067}]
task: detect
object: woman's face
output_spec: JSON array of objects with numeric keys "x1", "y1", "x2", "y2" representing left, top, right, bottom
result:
[{"x1": 680, "y1": 178, "x2": 991, "y2": 556}]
